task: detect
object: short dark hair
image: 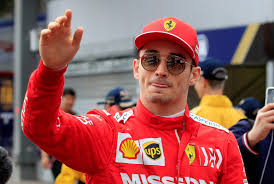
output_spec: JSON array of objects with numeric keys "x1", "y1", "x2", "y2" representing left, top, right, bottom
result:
[
  {"x1": 0, "y1": 147, "x2": 12, "y2": 184},
  {"x1": 62, "y1": 88, "x2": 76, "y2": 97},
  {"x1": 207, "y1": 79, "x2": 226, "y2": 90}
]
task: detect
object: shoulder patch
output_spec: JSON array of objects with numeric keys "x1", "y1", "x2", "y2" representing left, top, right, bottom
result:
[
  {"x1": 190, "y1": 113, "x2": 229, "y2": 133},
  {"x1": 114, "y1": 109, "x2": 134, "y2": 124},
  {"x1": 75, "y1": 115, "x2": 94, "y2": 125}
]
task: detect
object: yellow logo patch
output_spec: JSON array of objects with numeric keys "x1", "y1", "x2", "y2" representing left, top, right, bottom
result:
[
  {"x1": 143, "y1": 141, "x2": 162, "y2": 160},
  {"x1": 119, "y1": 138, "x2": 140, "y2": 159},
  {"x1": 185, "y1": 144, "x2": 195, "y2": 164},
  {"x1": 164, "y1": 20, "x2": 176, "y2": 31}
]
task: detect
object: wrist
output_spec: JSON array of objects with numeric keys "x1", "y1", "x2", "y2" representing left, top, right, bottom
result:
[
  {"x1": 247, "y1": 131, "x2": 258, "y2": 148},
  {"x1": 37, "y1": 59, "x2": 67, "y2": 86},
  {"x1": 42, "y1": 60, "x2": 67, "y2": 70},
  {"x1": 243, "y1": 133, "x2": 259, "y2": 155}
]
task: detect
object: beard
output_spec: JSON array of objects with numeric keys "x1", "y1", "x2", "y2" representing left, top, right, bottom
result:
[
  {"x1": 145, "y1": 91, "x2": 173, "y2": 104},
  {"x1": 144, "y1": 77, "x2": 174, "y2": 104}
]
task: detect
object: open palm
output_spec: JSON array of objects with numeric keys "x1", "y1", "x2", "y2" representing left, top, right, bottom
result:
[{"x1": 40, "y1": 10, "x2": 83, "y2": 70}]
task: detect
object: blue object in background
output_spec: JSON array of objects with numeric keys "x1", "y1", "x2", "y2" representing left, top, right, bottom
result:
[
  {"x1": 198, "y1": 26, "x2": 246, "y2": 64},
  {"x1": 0, "y1": 76, "x2": 13, "y2": 153}
]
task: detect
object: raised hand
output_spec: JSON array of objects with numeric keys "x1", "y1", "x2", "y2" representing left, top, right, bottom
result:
[
  {"x1": 39, "y1": 9, "x2": 84, "y2": 70},
  {"x1": 248, "y1": 103, "x2": 274, "y2": 148}
]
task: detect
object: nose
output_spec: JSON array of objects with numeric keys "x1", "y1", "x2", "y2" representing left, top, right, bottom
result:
[{"x1": 155, "y1": 58, "x2": 169, "y2": 78}]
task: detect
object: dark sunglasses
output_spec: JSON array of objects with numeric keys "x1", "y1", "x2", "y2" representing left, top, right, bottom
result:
[{"x1": 140, "y1": 52, "x2": 194, "y2": 75}]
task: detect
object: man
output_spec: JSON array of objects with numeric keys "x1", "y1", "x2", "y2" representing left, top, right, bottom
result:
[
  {"x1": 21, "y1": 10, "x2": 246, "y2": 183},
  {"x1": 60, "y1": 87, "x2": 77, "y2": 115},
  {"x1": 229, "y1": 103, "x2": 274, "y2": 184},
  {"x1": 41, "y1": 87, "x2": 77, "y2": 179},
  {"x1": 98, "y1": 87, "x2": 136, "y2": 112},
  {"x1": 191, "y1": 58, "x2": 245, "y2": 128},
  {"x1": 0, "y1": 146, "x2": 12, "y2": 184}
]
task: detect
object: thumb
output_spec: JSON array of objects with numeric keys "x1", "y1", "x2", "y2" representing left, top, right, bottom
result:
[{"x1": 72, "y1": 27, "x2": 84, "y2": 49}]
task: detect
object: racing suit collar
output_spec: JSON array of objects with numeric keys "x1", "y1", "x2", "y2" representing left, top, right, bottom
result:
[{"x1": 135, "y1": 99, "x2": 198, "y2": 133}]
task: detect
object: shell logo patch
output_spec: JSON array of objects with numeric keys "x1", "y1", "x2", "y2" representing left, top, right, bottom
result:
[
  {"x1": 164, "y1": 20, "x2": 176, "y2": 31},
  {"x1": 119, "y1": 138, "x2": 140, "y2": 159},
  {"x1": 116, "y1": 133, "x2": 165, "y2": 166},
  {"x1": 143, "y1": 141, "x2": 161, "y2": 160},
  {"x1": 185, "y1": 143, "x2": 195, "y2": 164}
]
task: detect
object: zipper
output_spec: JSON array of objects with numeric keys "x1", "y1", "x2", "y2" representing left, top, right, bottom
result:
[{"x1": 175, "y1": 129, "x2": 180, "y2": 144}]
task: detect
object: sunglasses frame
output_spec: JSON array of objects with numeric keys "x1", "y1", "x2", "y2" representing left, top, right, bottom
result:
[{"x1": 140, "y1": 52, "x2": 195, "y2": 75}]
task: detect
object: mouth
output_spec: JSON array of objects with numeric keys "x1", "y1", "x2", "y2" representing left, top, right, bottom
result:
[
  {"x1": 151, "y1": 83, "x2": 169, "y2": 88},
  {"x1": 150, "y1": 79, "x2": 171, "y2": 88}
]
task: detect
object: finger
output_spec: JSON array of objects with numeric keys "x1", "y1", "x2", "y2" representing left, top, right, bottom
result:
[
  {"x1": 55, "y1": 16, "x2": 67, "y2": 26},
  {"x1": 72, "y1": 27, "x2": 84, "y2": 49},
  {"x1": 40, "y1": 29, "x2": 52, "y2": 39},
  {"x1": 259, "y1": 115, "x2": 274, "y2": 125},
  {"x1": 259, "y1": 103, "x2": 274, "y2": 113},
  {"x1": 64, "y1": 9, "x2": 72, "y2": 27},
  {"x1": 48, "y1": 22, "x2": 60, "y2": 31},
  {"x1": 261, "y1": 109, "x2": 274, "y2": 118},
  {"x1": 255, "y1": 111, "x2": 274, "y2": 126},
  {"x1": 266, "y1": 123, "x2": 274, "y2": 130}
]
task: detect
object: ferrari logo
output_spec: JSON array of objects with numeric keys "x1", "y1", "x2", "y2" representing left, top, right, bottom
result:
[
  {"x1": 185, "y1": 144, "x2": 195, "y2": 164},
  {"x1": 164, "y1": 20, "x2": 176, "y2": 31}
]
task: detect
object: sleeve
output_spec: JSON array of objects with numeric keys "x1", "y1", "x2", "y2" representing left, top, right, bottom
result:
[
  {"x1": 229, "y1": 120, "x2": 258, "y2": 161},
  {"x1": 22, "y1": 60, "x2": 116, "y2": 174},
  {"x1": 219, "y1": 131, "x2": 248, "y2": 184},
  {"x1": 55, "y1": 164, "x2": 85, "y2": 184},
  {"x1": 229, "y1": 119, "x2": 252, "y2": 139}
]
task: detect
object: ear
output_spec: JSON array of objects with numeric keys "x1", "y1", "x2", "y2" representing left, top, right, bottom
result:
[
  {"x1": 133, "y1": 59, "x2": 140, "y2": 80},
  {"x1": 189, "y1": 66, "x2": 201, "y2": 86}
]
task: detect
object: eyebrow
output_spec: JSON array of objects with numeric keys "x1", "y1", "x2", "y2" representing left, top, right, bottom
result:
[
  {"x1": 144, "y1": 50, "x2": 158, "y2": 54},
  {"x1": 143, "y1": 50, "x2": 187, "y2": 59},
  {"x1": 170, "y1": 53, "x2": 186, "y2": 59}
]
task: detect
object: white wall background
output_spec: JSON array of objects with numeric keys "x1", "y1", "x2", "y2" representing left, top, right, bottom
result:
[{"x1": 48, "y1": 0, "x2": 274, "y2": 60}]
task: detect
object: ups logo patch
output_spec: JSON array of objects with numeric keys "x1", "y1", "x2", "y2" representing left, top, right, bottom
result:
[{"x1": 143, "y1": 141, "x2": 161, "y2": 160}]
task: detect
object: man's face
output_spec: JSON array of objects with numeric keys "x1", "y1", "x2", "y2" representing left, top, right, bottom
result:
[
  {"x1": 61, "y1": 94, "x2": 75, "y2": 113},
  {"x1": 133, "y1": 39, "x2": 200, "y2": 106}
]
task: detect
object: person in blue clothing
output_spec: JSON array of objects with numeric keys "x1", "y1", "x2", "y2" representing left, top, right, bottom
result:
[
  {"x1": 235, "y1": 97, "x2": 263, "y2": 120},
  {"x1": 229, "y1": 102, "x2": 274, "y2": 184},
  {"x1": 97, "y1": 87, "x2": 136, "y2": 111}
]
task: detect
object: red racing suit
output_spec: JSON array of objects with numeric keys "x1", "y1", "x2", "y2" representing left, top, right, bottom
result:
[{"x1": 21, "y1": 61, "x2": 247, "y2": 184}]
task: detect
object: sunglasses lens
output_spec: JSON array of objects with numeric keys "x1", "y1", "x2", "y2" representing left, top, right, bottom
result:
[
  {"x1": 167, "y1": 55, "x2": 185, "y2": 75},
  {"x1": 141, "y1": 54, "x2": 160, "y2": 71}
]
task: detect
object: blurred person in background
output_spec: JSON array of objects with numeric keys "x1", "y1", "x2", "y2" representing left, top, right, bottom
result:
[
  {"x1": 229, "y1": 102, "x2": 274, "y2": 184},
  {"x1": 0, "y1": 146, "x2": 12, "y2": 184},
  {"x1": 235, "y1": 97, "x2": 263, "y2": 120},
  {"x1": 55, "y1": 164, "x2": 85, "y2": 184},
  {"x1": 55, "y1": 87, "x2": 135, "y2": 184},
  {"x1": 191, "y1": 58, "x2": 245, "y2": 128},
  {"x1": 41, "y1": 87, "x2": 77, "y2": 180},
  {"x1": 97, "y1": 87, "x2": 136, "y2": 112},
  {"x1": 21, "y1": 10, "x2": 247, "y2": 183},
  {"x1": 59, "y1": 87, "x2": 77, "y2": 115}
]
